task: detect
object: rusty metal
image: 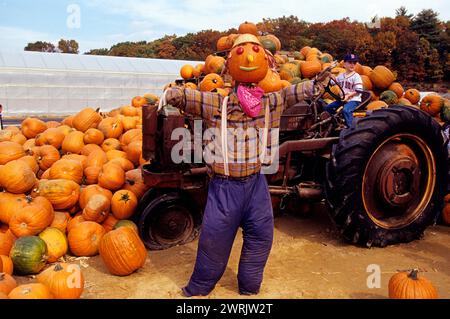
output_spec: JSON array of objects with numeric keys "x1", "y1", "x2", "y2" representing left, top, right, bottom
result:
[
  {"x1": 269, "y1": 183, "x2": 323, "y2": 199},
  {"x1": 142, "y1": 103, "x2": 158, "y2": 161},
  {"x1": 362, "y1": 134, "x2": 436, "y2": 229},
  {"x1": 150, "y1": 205, "x2": 195, "y2": 246},
  {"x1": 277, "y1": 137, "x2": 339, "y2": 157},
  {"x1": 280, "y1": 103, "x2": 314, "y2": 131}
]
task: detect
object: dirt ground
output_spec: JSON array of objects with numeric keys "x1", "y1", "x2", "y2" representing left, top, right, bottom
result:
[{"x1": 16, "y1": 203, "x2": 450, "y2": 299}]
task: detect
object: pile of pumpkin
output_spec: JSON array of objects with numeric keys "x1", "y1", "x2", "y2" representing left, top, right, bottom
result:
[
  {"x1": 0, "y1": 95, "x2": 158, "y2": 299},
  {"x1": 174, "y1": 21, "x2": 450, "y2": 125}
]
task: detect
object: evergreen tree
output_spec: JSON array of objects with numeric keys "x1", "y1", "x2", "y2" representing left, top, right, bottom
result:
[{"x1": 411, "y1": 9, "x2": 442, "y2": 48}]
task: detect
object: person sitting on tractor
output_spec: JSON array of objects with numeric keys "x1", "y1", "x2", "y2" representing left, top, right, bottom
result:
[
  {"x1": 323, "y1": 53, "x2": 363, "y2": 127},
  {"x1": 165, "y1": 34, "x2": 331, "y2": 297}
]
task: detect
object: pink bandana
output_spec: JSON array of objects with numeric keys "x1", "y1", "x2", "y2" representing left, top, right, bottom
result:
[{"x1": 237, "y1": 84, "x2": 264, "y2": 118}]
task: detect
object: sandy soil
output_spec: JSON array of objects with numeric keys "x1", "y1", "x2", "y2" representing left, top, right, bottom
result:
[{"x1": 16, "y1": 203, "x2": 450, "y2": 299}]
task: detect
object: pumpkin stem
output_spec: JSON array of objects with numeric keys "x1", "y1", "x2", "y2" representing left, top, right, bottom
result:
[
  {"x1": 54, "y1": 263, "x2": 63, "y2": 272},
  {"x1": 0, "y1": 273, "x2": 5, "y2": 280},
  {"x1": 121, "y1": 193, "x2": 130, "y2": 202},
  {"x1": 25, "y1": 195, "x2": 33, "y2": 203},
  {"x1": 408, "y1": 269, "x2": 419, "y2": 280},
  {"x1": 95, "y1": 107, "x2": 100, "y2": 113}
]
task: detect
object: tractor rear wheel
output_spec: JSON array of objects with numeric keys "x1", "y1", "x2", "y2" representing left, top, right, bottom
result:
[{"x1": 326, "y1": 106, "x2": 447, "y2": 247}]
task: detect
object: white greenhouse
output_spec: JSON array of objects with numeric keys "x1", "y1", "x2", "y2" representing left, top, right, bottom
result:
[{"x1": 0, "y1": 51, "x2": 199, "y2": 116}]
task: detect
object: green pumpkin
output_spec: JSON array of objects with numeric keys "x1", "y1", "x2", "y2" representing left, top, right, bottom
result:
[
  {"x1": 441, "y1": 102, "x2": 450, "y2": 123},
  {"x1": 293, "y1": 51, "x2": 305, "y2": 61},
  {"x1": 113, "y1": 220, "x2": 138, "y2": 233},
  {"x1": 10, "y1": 236, "x2": 48, "y2": 275},
  {"x1": 289, "y1": 77, "x2": 303, "y2": 85},
  {"x1": 380, "y1": 90, "x2": 399, "y2": 105},
  {"x1": 260, "y1": 39, "x2": 277, "y2": 55}
]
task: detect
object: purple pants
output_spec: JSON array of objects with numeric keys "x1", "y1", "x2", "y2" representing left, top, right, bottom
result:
[{"x1": 183, "y1": 173, "x2": 274, "y2": 296}]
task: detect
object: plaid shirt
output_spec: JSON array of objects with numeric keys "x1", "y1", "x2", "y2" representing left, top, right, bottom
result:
[{"x1": 166, "y1": 81, "x2": 317, "y2": 178}]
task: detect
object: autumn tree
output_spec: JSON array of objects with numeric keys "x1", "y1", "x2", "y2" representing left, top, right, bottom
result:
[
  {"x1": 58, "y1": 39, "x2": 79, "y2": 54},
  {"x1": 24, "y1": 41, "x2": 56, "y2": 52},
  {"x1": 85, "y1": 48, "x2": 109, "y2": 56}
]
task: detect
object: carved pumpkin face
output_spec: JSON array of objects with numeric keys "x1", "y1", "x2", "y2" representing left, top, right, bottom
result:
[{"x1": 227, "y1": 42, "x2": 269, "y2": 83}]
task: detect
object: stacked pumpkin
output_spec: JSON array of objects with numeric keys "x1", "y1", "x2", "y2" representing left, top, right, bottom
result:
[{"x1": 0, "y1": 97, "x2": 151, "y2": 299}]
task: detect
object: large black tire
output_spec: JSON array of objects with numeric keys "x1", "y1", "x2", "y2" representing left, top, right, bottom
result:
[{"x1": 325, "y1": 106, "x2": 447, "y2": 247}]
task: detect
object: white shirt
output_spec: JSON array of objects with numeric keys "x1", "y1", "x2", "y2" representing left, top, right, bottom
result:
[{"x1": 333, "y1": 71, "x2": 363, "y2": 102}]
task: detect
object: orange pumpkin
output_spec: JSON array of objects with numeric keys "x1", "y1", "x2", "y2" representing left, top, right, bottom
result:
[
  {"x1": 36, "y1": 263, "x2": 84, "y2": 299},
  {"x1": 0, "y1": 130, "x2": 13, "y2": 142},
  {"x1": 62, "y1": 131, "x2": 85, "y2": 155},
  {"x1": 8, "y1": 283, "x2": 53, "y2": 299},
  {"x1": 199, "y1": 73, "x2": 225, "y2": 92},
  {"x1": 82, "y1": 194, "x2": 110, "y2": 223},
  {"x1": 131, "y1": 96, "x2": 147, "y2": 108},
  {"x1": 111, "y1": 190, "x2": 138, "y2": 220},
  {"x1": 35, "y1": 128, "x2": 65, "y2": 149},
  {"x1": 0, "y1": 160, "x2": 36, "y2": 194},
  {"x1": 0, "y1": 193, "x2": 27, "y2": 224},
  {"x1": 108, "y1": 157, "x2": 134, "y2": 172},
  {"x1": 99, "y1": 227, "x2": 147, "y2": 276},
  {"x1": 10, "y1": 133, "x2": 27, "y2": 145},
  {"x1": 419, "y1": 94, "x2": 443, "y2": 116},
  {"x1": 61, "y1": 115, "x2": 75, "y2": 127},
  {"x1": 258, "y1": 69, "x2": 282, "y2": 93},
  {"x1": 367, "y1": 100, "x2": 388, "y2": 110},
  {"x1": 79, "y1": 184, "x2": 113, "y2": 209},
  {"x1": 67, "y1": 214, "x2": 85, "y2": 233},
  {"x1": 361, "y1": 75, "x2": 373, "y2": 91},
  {"x1": 17, "y1": 155, "x2": 39, "y2": 174},
  {"x1": 101, "y1": 214, "x2": 119, "y2": 233},
  {"x1": 34, "y1": 145, "x2": 61, "y2": 170},
  {"x1": 369, "y1": 65, "x2": 395, "y2": 90},
  {"x1": 33, "y1": 179, "x2": 80, "y2": 210},
  {"x1": 227, "y1": 38, "x2": 268, "y2": 83},
  {"x1": 81, "y1": 143, "x2": 103, "y2": 156},
  {"x1": 9, "y1": 196, "x2": 55, "y2": 237},
  {"x1": 180, "y1": 64, "x2": 195, "y2": 80},
  {"x1": 204, "y1": 55, "x2": 226, "y2": 75},
  {"x1": 102, "y1": 138, "x2": 121, "y2": 152},
  {"x1": 0, "y1": 255, "x2": 13, "y2": 275},
  {"x1": 388, "y1": 82, "x2": 404, "y2": 99},
  {"x1": 119, "y1": 129, "x2": 142, "y2": 151},
  {"x1": 0, "y1": 273, "x2": 17, "y2": 295},
  {"x1": 389, "y1": 269, "x2": 438, "y2": 299},
  {"x1": 72, "y1": 107, "x2": 102, "y2": 132},
  {"x1": 121, "y1": 116, "x2": 137, "y2": 131},
  {"x1": 21, "y1": 118, "x2": 47, "y2": 139},
  {"x1": 68, "y1": 221, "x2": 105, "y2": 257},
  {"x1": 404, "y1": 89, "x2": 421, "y2": 105},
  {"x1": 0, "y1": 230, "x2": 16, "y2": 255},
  {"x1": 98, "y1": 163, "x2": 125, "y2": 191},
  {"x1": 238, "y1": 21, "x2": 258, "y2": 35},
  {"x1": 123, "y1": 170, "x2": 148, "y2": 199},
  {"x1": 84, "y1": 166, "x2": 101, "y2": 185},
  {"x1": 38, "y1": 227, "x2": 68, "y2": 263},
  {"x1": 0, "y1": 141, "x2": 26, "y2": 165},
  {"x1": 49, "y1": 159, "x2": 84, "y2": 184},
  {"x1": 45, "y1": 121, "x2": 60, "y2": 128},
  {"x1": 83, "y1": 128, "x2": 105, "y2": 145},
  {"x1": 57, "y1": 124, "x2": 73, "y2": 137},
  {"x1": 125, "y1": 140, "x2": 142, "y2": 165},
  {"x1": 120, "y1": 105, "x2": 137, "y2": 116},
  {"x1": 98, "y1": 117, "x2": 124, "y2": 139},
  {"x1": 216, "y1": 36, "x2": 230, "y2": 51},
  {"x1": 86, "y1": 149, "x2": 107, "y2": 168},
  {"x1": 62, "y1": 154, "x2": 88, "y2": 170},
  {"x1": 50, "y1": 212, "x2": 71, "y2": 233},
  {"x1": 300, "y1": 60, "x2": 322, "y2": 79}
]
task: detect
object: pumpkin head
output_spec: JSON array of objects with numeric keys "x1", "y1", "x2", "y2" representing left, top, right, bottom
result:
[
  {"x1": 226, "y1": 34, "x2": 269, "y2": 83},
  {"x1": 389, "y1": 269, "x2": 438, "y2": 299},
  {"x1": 99, "y1": 226, "x2": 147, "y2": 276},
  {"x1": 111, "y1": 190, "x2": 138, "y2": 220},
  {"x1": 36, "y1": 263, "x2": 84, "y2": 299}
]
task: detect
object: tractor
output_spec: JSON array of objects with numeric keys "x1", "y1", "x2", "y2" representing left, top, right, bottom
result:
[{"x1": 134, "y1": 63, "x2": 448, "y2": 250}]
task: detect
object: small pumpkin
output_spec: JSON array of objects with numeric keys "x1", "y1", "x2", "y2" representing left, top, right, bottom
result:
[
  {"x1": 99, "y1": 227, "x2": 147, "y2": 276},
  {"x1": 0, "y1": 160, "x2": 37, "y2": 194},
  {"x1": 379, "y1": 90, "x2": 399, "y2": 105},
  {"x1": 180, "y1": 64, "x2": 195, "y2": 80},
  {"x1": 0, "y1": 272, "x2": 17, "y2": 295},
  {"x1": 199, "y1": 73, "x2": 225, "y2": 92},
  {"x1": 18, "y1": 155, "x2": 39, "y2": 174},
  {"x1": 36, "y1": 263, "x2": 84, "y2": 299},
  {"x1": 98, "y1": 163, "x2": 125, "y2": 191},
  {"x1": 111, "y1": 190, "x2": 138, "y2": 220},
  {"x1": 49, "y1": 159, "x2": 84, "y2": 184},
  {"x1": 82, "y1": 194, "x2": 111, "y2": 223},
  {"x1": 0, "y1": 193, "x2": 27, "y2": 224},
  {"x1": 108, "y1": 157, "x2": 134, "y2": 172},
  {"x1": 81, "y1": 143, "x2": 103, "y2": 156},
  {"x1": 83, "y1": 128, "x2": 105, "y2": 145},
  {"x1": 101, "y1": 138, "x2": 121, "y2": 152},
  {"x1": 238, "y1": 21, "x2": 258, "y2": 35},
  {"x1": 125, "y1": 140, "x2": 142, "y2": 165},
  {"x1": 33, "y1": 145, "x2": 61, "y2": 171},
  {"x1": 67, "y1": 214, "x2": 85, "y2": 233},
  {"x1": 9, "y1": 236, "x2": 48, "y2": 275},
  {"x1": 131, "y1": 96, "x2": 147, "y2": 108},
  {"x1": 38, "y1": 227, "x2": 68, "y2": 263},
  {"x1": 45, "y1": 121, "x2": 60, "y2": 128},
  {"x1": 98, "y1": 117, "x2": 124, "y2": 139},
  {"x1": 62, "y1": 131, "x2": 85, "y2": 155},
  {"x1": 204, "y1": 55, "x2": 226, "y2": 75},
  {"x1": 9, "y1": 196, "x2": 54, "y2": 238},
  {"x1": 258, "y1": 69, "x2": 282, "y2": 93},
  {"x1": 300, "y1": 60, "x2": 322, "y2": 79},
  {"x1": 68, "y1": 221, "x2": 105, "y2": 257},
  {"x1": 10, "y1": 133, "x2": 27, "y2": 145},
  {"x1": 79, "y1": 184, "x2": 113, "y2": 209},
  {"x1": 367, "y1": 100, "x2": 388, "y2": 111},
  {"x1": 21, "y1": 118, "x2": 47, "y2": 139},
  {"x1": 388, "y1": 82, "x2": 404, "y2": 99},
  {"x1": 0, "y1": 255, "x2": 14, "y2": 275},
  {"x1": 8, "y1": 283, "x2": 53, "y2": 299},
  {"x1": 33, "y1": 179, "x2": 80, "y2": 210},
  {"x1": 420, "y1": 94, "x2": 444, "y2": 116},
  {"x1": 72, "y1": 107, "x2": 102, "y2": 132},
  {"x1": 101, "y1": 214, "x2": 119, "y2": 233},
  {"x1": 35, "y1": 128, "x2": 65, "y2": 149},
  {"x1": 404, "y1": 88, "x2": 421, "y2": 105},
  {"x1": 84, "y1": 166, "x2": 102, "y2": 185},
  {"x1": 86, "y1": 149, "x2": 108, "y2": 168},
  {"x1": 388, "y1": 269, "x2": 438, "y2": 299}
]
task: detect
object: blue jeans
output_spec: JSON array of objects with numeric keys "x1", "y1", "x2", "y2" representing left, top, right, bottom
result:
[
  {"x1": 183, "y1": 173, "x2": 274, "y2": 296},
  {"x1": 324, "y1": 100, "x2": 360, "y2": 126}
]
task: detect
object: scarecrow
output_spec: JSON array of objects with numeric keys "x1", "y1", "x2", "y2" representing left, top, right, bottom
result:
[{"x1": 166, "y1": 34, "x2": 330, "y2": 296}]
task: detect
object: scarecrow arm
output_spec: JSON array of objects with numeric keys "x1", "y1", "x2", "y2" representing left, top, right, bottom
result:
[
  {"x1": 281, "y1": 80, "x2": 317, "y2": 111},
  {"x1": 167, "y1": 87, "x2": 217, "y2": 119}
]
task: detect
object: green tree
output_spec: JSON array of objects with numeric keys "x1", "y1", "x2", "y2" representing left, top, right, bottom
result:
[
  {"x1": 411, "y1": 9, "x2": 442, "y2": 49},
  {"x1": 24, "y1": 41, "x2": 56, "y2": 52},
  {"x1": 58, "y1": 39, "x2": 79, "y2": 54},
  {"x1": 395, "y1": 6, "x2": 413, "y2": 20},
  {"x1": 85, "y1": 48, "x2": 109, "y2": 55}
]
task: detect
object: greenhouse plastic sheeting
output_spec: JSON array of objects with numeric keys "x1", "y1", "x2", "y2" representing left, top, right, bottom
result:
[{"x1": 0, "y1": 51, "x2": 200, "y2": 116}]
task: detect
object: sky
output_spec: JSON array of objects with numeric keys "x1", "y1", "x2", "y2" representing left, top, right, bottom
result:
[{"x1": 0, "y1": 0, "x2": 449, "y2": 54}]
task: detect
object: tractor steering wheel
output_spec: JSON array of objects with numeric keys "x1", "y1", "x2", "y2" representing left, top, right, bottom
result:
[{"x1": 315, "y1": 61, "x2": 345, "y2": 102}]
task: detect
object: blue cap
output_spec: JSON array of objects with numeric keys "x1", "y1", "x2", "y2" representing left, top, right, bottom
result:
[{"x1": 343, "y1": 53, "x2": 359, "y2": 62}]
